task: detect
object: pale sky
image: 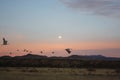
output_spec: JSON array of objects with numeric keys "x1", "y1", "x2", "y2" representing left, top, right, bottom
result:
[{"x1": 0, "y1": 0, "x2": 120, "y2": 57}]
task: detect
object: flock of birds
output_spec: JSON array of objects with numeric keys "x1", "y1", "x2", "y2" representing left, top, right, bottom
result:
[{"x1": 1, "y1": 37, "x2": 72, "y2": 55}]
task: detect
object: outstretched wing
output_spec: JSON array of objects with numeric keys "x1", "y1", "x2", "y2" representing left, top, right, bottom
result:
[{"x1": 65, "y1": 48, "x2": 71, "y2": 54}]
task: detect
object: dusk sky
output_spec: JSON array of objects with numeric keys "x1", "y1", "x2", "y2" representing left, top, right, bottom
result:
[{"x1": 0, "y1": 0, "x2": 120, "y2": 57}]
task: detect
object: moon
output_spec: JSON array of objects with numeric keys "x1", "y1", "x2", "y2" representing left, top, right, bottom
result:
[{"x1": 58, "y1": 36, "x2": 62, "y2": 39}]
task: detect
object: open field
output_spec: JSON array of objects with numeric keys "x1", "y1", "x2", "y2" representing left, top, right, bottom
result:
[{"x1": 0, "y1": 67, "x2": 120, "y2": 80}]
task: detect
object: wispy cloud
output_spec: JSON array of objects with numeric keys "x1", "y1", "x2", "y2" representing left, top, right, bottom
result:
[{"x1": 61, "y1": 0, "x2": 120, "y2": 18}]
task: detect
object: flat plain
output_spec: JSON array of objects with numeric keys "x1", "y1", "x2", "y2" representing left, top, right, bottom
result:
[{"x1": 0, "y1": 67, "x2": 120, "y2": 80}]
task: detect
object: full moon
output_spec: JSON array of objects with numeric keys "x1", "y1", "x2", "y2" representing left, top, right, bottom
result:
[{"x1": 58, "y1": 36, "x2": 62, "y2": 39}]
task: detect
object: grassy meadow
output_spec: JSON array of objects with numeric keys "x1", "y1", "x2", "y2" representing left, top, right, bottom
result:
[{"x1": 0, "y1": 67, "x2": 120, "y2": 80}]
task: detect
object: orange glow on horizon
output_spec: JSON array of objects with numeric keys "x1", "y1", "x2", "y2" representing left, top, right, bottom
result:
[
  {"x1": 0, "y1": 41, "x2": 119, "y2": 52},
  {"x1": 0, "y1": 41, "x2": 120, "y2": 57},
  {"x1": 0, "y1": 42, "x2": 120, "y2": 53}
]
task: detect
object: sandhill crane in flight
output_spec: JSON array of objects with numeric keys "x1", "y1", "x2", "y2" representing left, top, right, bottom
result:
[
  {"x1": 9, "y1": 52, "x2": 12, "y2": 55},
  {"x1": 16, "y1": 49, "x2": 19, "y2": 51},
  {"x1": 29, "y1": 51, "x2": 32, "y2": 53},
  {"x1": 65, "y1": 48, "x2": 72, "y2": 54},
  {"x1": 52, "y1": 51, "x2": 55, "y2": 54},
  {"x1": 40, "y1": 51, "x2": 43, "y2": 54},
  {"x1": 2, "y1": 37, "x2": 8, "y2": 45}
]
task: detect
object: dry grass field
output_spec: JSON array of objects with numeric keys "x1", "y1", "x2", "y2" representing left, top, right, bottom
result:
[{"x1": 0, "y1": 67, "x2": 120, "y2": 80}]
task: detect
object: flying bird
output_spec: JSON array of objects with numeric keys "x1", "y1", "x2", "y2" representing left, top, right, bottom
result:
[
  {"x1": 65, "y1": 48, "x2": 72, "y2": 54},
  {"x1": 9, "y1": 52, "x2": 12, "y2": 55},
  {"x1": 23, "y1": 49, "x2": 27, "y2": 52},
  {"x1": 52, "y1": 51, "x2": 55, "y2": 54},
  {"x1": 40, "y1": 51, "x2": 43, "y2": 54},
  {"x1": 23, "y1": 49, "x2": 26, "y2": 52},
  {"x1": 29, "y1": 51, "x2": 32, "y2": 53},
  {"x1": 26, "y1": 50, "x2": 29, "y2": 52},
  {"x1": 2, "y1": 37, "x2": 8, "y2": 45},
  {"x1": 16, "y1": 49, "x2": 19, "y2": 51}
]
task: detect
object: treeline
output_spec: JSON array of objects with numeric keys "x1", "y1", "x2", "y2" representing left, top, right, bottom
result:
[{"x1": 0, "y1": 58, "x2": 120, "y2": 69}]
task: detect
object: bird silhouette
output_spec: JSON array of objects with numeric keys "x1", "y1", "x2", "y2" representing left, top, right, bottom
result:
[
  {"x1": 16, "y1": 49, "x2": 19, "y2": 51},
  {"x1": 9, "y1": 52, "x2": 12, "y2": 55},
  {"x1": 29, "y1": 51, "x2": 32, "y2": 53},
  {"x1": 2, "y1": 37, "x2": 8, "y2": 45},
  {"x1": 23, "y1": 49, "x2": 26, "y2": 52},
  {"x1": 40, "y1": 51, "x2": 43, "y2": 54},
  {"x1": 52, "y1": 51, "x2": 55, "y2": 54},
  {"x1": 65, "y1": 48, "x2": 72, "y2": 54}
]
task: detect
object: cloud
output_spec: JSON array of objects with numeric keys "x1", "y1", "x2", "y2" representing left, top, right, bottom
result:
[{"x1": 61, "y1": 0, "x2": 120, "y2": 18}]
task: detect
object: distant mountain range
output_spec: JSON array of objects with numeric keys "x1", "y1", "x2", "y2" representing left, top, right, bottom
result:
[
  {"x1": 0, "y1": 54, "x2": 120, "y2": 61},
  {"x1": 68, "y1": 55, "x2": 120, "y2": 60}
]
